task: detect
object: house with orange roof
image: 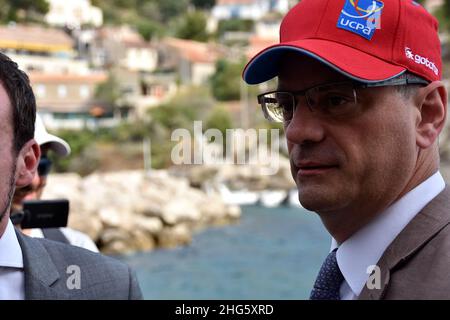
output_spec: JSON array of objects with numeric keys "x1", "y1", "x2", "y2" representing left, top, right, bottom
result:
[
  {"x1": 162, "y1": 37, "x2": 223, "y2": 86},
  {"x1": 87, "y1": 26, "x2": 176, "y2": 117},
  {"x1": 90, "y1": 26, "x2": 158, "y2": 73},
  {"x1": 0, "y1": 24, "x2": 89, "y2": 75},
  {"x1": 29, "y1": 72, "x2": 113, "y2": 130}
]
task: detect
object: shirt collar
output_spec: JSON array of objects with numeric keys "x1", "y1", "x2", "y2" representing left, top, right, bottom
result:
[
  {"x1": 0, "y1": 219, "x2": 24, "y2": 268},
  {"x1": 331, "y1": 171, "x2": 445, "y2": 297}
]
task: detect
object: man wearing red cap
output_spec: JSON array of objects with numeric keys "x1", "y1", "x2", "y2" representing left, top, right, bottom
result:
[{"x1": 244, "y1": 0, "x2": 448, "y2": 299}]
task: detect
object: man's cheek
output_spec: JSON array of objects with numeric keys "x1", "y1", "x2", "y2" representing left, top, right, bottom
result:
[{"x1": 287, "y1": 141, "x2": 295, "y2": 154}]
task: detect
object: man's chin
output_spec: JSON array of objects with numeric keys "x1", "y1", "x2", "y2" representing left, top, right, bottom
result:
[{"x1": 297, "y1": 184, "x2": 344, "y2": 212}]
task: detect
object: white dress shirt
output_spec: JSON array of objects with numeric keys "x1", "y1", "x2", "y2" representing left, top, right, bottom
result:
[
  {"x1": 0, "y1": 219, "x2": 25, "y2": 300},
  {"x1": 330, "y1": 171, "x2": 446, "y2": 300}
]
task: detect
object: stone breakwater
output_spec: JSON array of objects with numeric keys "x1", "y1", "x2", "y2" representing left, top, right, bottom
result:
[{"x1": 41, "y1": 170, "x2": 241, "y2": 254}]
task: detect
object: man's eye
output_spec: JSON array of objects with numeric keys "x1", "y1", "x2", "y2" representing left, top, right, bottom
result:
[
  {"x1": 317, "y1": 92, "x2": 357, "y2": 116},
  {"x1": 278, "y1": 100, "x2": 291, "y2": 109},
  {"x1": 325, "y1": 94, "x2": 352, "y2": 107}
]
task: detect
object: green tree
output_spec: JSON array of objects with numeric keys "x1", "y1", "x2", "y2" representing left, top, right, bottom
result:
[
  {"x1": 0, "y1": 0, "x2": 49, "y2": 23},
  {"x1": 139, "y1": 1, "x2": 162, "y2": 22},
  {"x1": 94, "y1": 74, "x2": 121, "y2": 106},
  {"x1": 157, "y1": 0, "x2": 189, "y2": 23},
  {"x1": 444, "y1": 0, "x2": 450, "y2": 16},
  {"x1": 50, "y1": 129, "x2": 97, "y2": 173},
  {"x1": 217, "y1": 19, "x2": 254, "y2": 38},
  {"x1": 431, "y1": 0, "x2": 450, "y2": 31},
  {"x1": 137, "y1": 20, "x2": 164, "y2": 40},
  {"x1": 211, "y1": 59, "x2": 246, "y2": 101},
  {"x1": 175, "y1": 11, "x2": 209, "y2": 42},
  {"x1": 205, "y1": 106, "x2": 233, "y2": 146},
  {"x1": 192, "y1": 0, "x2": 216, "y2": 9}
]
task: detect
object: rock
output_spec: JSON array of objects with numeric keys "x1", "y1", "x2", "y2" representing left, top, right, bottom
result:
[
  {"x1": 100, "y1": 227, "x2": 130, "y2": 244},
  {"x1": 99, "y1": 207, "x2": 125, "y2": 228},
  {"x1": 100, "y1": 227, "x2": 137, "y2": 255},
  {"x1": 101, "y1": 241, "x2": 129, "y2": 255},
  {"x1": 67, "y1": 211, "x2": 103, "y2": 241},
  {"x1": 133, "y1": 216, "x2": 163, "y2": 235},
  {"x1": 100, "y1": 226, "x2": 156, "y2": 254},
  {"x1": 157, "y1": 224, "x2": 192, "y2": 248},
  {"x1": 134, "y1": 198, "x2": 165, "y2": 217},
  {"x1": 227, "y1": 205, "x2": 241, "y2": 219},
  {"x1": 41, "y1": 173, "x2": 82, "y2": 199},
  {"x1": 161, "y1": 199, "x2": 202, "y2": 225},
  {"x1": 197, "y1": 194, "x2": 228, "y2": 222},
  {"x1": 129, "y1": 229, "x2": 156, "y2": 252}
]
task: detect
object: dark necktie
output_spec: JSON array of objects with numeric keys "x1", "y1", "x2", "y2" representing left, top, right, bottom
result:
[{"x1": 310, "y1": 249, "x2": 344, "y2": 300}]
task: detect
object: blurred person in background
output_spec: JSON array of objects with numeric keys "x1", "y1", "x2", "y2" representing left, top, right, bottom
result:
[{"x1": 11, "y1": 114, "x2": 99, "y2": 253}]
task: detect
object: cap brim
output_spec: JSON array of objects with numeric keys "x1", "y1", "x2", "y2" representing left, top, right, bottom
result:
[
  {"x1": 40, "y1": 134, "x2": 71, "y2": 157},
  {"x1": 243, "y1": 39, "x2": 406, "y2": 85}
]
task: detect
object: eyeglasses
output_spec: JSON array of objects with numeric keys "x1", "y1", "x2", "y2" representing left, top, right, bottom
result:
[
  {"x1": 38, "y1": 156, "x2": 53, "y2": 177},
  {"x1": 257, "y1": 75, "x2": 429, "y2": 123}
]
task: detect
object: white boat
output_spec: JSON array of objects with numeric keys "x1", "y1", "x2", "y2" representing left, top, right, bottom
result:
[
  {"x1": 216, "y1": 183, "x2": 260, "y2": 206},
  {"x1": 259, "y1": 190, "x2": 288, "y2": 208}
]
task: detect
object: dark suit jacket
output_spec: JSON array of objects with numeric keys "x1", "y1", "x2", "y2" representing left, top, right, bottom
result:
[
  {"x1": 359, "y1": 185, "x2": 450, "y2": 299},
  {"x1": 16, "y1": 230, "x2": 143, "y2": 299}
]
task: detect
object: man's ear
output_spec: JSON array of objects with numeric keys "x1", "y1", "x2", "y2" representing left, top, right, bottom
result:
[
  {"x1": 15, "y1": 139, "x2": 40, "y2": 188},
  {"x1": 415, "y1": 81, "x2": 447, "y2": 149}
]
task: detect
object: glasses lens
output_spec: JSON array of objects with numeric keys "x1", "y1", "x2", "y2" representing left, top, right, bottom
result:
[
  {"x1": 38, "y1": 157, "x2": 52, "y2": 176},
  {"x1": 306, "y1": 83, "x2": 358, "y2": 116},
  {"x1": 261, "y1": 92, "x2": 294, "y2": 123}
]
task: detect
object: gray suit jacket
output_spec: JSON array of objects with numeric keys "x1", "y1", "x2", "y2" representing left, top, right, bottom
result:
[
  {"x1": 359, "y1": 185, "x2": 450, "y2": 299},
  {"x1": 16, "y1": 230, "x2": 143, "y2": 299}
]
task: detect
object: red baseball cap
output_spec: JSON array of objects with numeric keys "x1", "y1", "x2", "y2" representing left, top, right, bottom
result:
[{"x1": 243, "y1": 0, "x2": 441, "y2": 85}]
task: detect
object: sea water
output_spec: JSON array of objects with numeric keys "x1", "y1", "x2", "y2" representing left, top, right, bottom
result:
[{"x1": 117, "y1": 205, "x2": 330, "y2": 299}]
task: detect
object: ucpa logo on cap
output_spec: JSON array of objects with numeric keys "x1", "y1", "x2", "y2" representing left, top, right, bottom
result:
[{"x1": 337, "y1": 0, "x2": 384, "y2": 40}]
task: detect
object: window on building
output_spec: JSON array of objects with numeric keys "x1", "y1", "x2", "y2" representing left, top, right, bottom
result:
[
  {"x1": 35, "y1": 84, "x2": 46, "y2": 98},
  {"x1": 80, "y1": 85, "x2": 90, "y2": 98},
  {"x1": 57, "y1": 85, "x2": 67, "y2": 98}
]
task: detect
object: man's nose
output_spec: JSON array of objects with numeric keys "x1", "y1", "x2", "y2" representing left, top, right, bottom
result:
[{"x1": 285, "y1": 100, "x2": 326, "y2": 145}]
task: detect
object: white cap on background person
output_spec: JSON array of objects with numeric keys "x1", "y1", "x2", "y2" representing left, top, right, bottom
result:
[{"x1": 34, "y1": 114, "x2": 71, "y2": 157}]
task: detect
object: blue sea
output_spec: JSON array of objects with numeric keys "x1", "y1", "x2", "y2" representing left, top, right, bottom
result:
[{"x1": 117, "y1": 205, "x2": 331, "y2": 299}]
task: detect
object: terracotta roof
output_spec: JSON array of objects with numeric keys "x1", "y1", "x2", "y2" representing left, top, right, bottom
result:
[
  {"x1": 0, "y1": 25, "x2": 73, "y2": 52},
  {"x1": 246, "y1": 36, "x2": 277, "y2": 59},
  {"x1": 29, "y1": 72, "x2": 107, "y2": 84},
  {"x1": 98, "y1": 26, "x2": 151, "y2": 48},
  {"x1": 164, "y1": 38, "x2": 220, "y2": 64}
]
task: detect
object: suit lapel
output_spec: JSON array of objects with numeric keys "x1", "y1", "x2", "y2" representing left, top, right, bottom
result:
[
  {"x1": 15, "y1": 230, "x2": 61, "y2": 299},
  {"x1": 359, "y1": 185, "x2": 450, "y2": 299}
]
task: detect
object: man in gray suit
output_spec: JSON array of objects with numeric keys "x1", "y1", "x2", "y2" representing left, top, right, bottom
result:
[
  {"x1": 0, "y1": 52, "x2": 142, "y2": 299},
  {"x1": 243, "y1": 0, "x2": 449, "y2": 299}
]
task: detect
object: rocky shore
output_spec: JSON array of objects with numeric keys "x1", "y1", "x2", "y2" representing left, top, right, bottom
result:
[
  {"x1": 169, "y1": 156, "x2": 296, "y2": 191},
  {"x1": 42, "y1": 170, "x2": 241, "y2": 254}
]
